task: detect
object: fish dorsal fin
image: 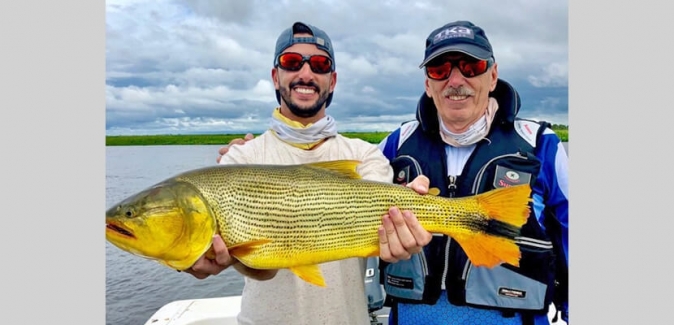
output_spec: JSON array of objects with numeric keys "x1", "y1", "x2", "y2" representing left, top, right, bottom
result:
[
  {"x1": 304, "y1": 160, "x2": 362, "y2": 179},
  {"x1": 289, "y1": 264, "x2": 327, "y2": 287}
]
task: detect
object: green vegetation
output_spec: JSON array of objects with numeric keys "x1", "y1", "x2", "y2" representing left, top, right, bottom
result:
[{"x1": 106, "y1": 126, "x2": 568, "y2": 146}]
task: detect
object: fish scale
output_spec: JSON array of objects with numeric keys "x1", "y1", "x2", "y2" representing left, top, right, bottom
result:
[{"x1": 106, "y1": 160, "x2": 532, "y2": 287}]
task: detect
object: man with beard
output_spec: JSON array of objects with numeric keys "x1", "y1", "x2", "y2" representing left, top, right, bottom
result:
[{"x1": 182, "y1": 21, "x2": 433, "y2": 325}]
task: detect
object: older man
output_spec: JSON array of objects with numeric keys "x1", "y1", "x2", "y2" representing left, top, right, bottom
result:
[{"x1": 378, "y1": 20, "x2": 569, "y2": 325}]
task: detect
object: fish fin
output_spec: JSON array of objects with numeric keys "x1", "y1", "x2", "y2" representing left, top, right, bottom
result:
[
  {"x1": 452, "y1": 184, "x2": 532, "y2": 268},
  {"x1": 476, "y1": 184, "x2": 532, "y2": 228},
  {"x1": 305, "y1": 160, "x2": 362, "y2": 179},
  {"x1": 289, "y1": 264, "x2": 327, "y2": 287},
  {"x1": 227, "y1": 239, "x2": 273, "y2": 258},
  {"x1": 428, "y1": 187, "x2": 441, "y2": 196},
  {"x1": 456, "y1": 232, "x2": 522, "y2": 268}
]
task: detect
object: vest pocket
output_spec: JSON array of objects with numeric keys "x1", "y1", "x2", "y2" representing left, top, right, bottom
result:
[
  {"x1": 383, "y1": 252, "x2": 428, "y2": 301},
  {"x1": 463, "y1": 236, "x2": 555, "y2": 313}
]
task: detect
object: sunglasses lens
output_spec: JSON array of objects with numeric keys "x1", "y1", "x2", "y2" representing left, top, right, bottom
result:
[
  {"x1": 278, "y1": 53, "x2": 304, "y2": 71},
  {"x1": 426, "y1": 62, "x2": 450, "y2": 80},
  {"x1": 308, "y1": 56, "x2": 332, "y2": 73},
  {"x1": 459, "y1": 60, "x2": 488, "y2": 78},
  {"x1": 278, "y1": 53, "x2": 333, "y2": 74}
]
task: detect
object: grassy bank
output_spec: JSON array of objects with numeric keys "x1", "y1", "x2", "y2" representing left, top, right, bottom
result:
[{"x1": 106, "y1": 129, "x2": 568, "y2": 146}]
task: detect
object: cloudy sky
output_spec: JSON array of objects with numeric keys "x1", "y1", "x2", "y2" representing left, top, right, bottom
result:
[{"x1": 105, "y1": 0, "x2": 568, "y2": 135}]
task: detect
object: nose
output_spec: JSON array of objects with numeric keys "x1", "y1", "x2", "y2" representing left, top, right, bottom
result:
[
  {"x1": 445, "y1": 66, "x2": 465, "y2": 87},
  {"x1": 296, "y1": 61, "x2": 315, "y2": 81}
]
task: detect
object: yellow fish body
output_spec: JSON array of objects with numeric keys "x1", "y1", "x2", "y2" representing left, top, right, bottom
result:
[{"x1": 105, "y1": 160, "x2": 532, "y2": 287}]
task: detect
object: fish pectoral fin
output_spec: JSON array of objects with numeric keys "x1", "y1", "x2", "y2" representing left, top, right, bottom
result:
[
  {"x1": 289, "y1": 264, "x2": 327, "y2": 287},
  {"x1": 227, "y1": 239, "x2": 273, "y2": 259},
  {"x1": 428, "y1": 187, "x2": 441, "y2": 196}
]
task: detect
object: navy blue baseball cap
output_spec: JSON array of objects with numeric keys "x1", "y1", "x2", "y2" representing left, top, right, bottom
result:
[
  {"x1": 273, "y1": 22, "x2": 336, "y2": 108},
  {"x1": 419, "y1": 21, "x2": 494, "y2": 68}
]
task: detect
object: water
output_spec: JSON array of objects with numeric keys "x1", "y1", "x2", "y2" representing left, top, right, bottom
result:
[{"x1": 106, "y1": 143, "x2": 569, "y2": 325}]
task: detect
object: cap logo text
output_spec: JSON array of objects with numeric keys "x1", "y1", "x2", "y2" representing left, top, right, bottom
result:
[{"x1": 433, "y1": 26, "x2": 474, "y2": 43}]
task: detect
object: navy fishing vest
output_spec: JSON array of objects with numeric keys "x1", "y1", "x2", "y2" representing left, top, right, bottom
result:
[{"x1": 380, "y1": 80, "x2": 562, "y2": 321}]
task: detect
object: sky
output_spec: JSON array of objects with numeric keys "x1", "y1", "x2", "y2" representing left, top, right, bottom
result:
[{"x1": 105, "y1": 0, "x2": 568, "y2": 135}]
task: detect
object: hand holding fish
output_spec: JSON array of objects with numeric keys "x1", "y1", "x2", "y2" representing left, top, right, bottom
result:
[
  {"x1": 378, "y1": 175, "x2": 433, "y2": 263},
  {"x1": 184, "y1": 234, "x2": 279, "y2": 281},
  {"x1": 216, "y1": 133, "x2": 254, "y2": 163}
]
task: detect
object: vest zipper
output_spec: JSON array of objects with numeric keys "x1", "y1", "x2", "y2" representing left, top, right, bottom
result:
[{"x1": 441, "y1": 175, "x2": 458, "y2": 288}]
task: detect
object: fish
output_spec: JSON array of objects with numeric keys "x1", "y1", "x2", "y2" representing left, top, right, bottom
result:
[{"x1": 105, "y1": 160, "x2": 532, "y2": 287}]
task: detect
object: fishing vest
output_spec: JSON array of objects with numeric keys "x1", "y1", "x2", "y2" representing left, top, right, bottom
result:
[{"x1": 378, "y1": 81, "x2": 567, "y2": 323}]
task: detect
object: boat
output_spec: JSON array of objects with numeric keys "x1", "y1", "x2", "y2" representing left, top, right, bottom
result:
[{"x1": 143, "y1": 295, "x2": 391, "y2": 325}]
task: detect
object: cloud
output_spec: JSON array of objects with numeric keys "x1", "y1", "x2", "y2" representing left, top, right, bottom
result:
[{"x1": 106, "y1": 0, "x2": 568, "y2": 135}]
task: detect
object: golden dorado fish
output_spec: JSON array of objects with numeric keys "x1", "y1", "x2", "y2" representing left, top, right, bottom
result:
[{"x1": 105, "y1": 160, "x2": 532, "y2": 287}]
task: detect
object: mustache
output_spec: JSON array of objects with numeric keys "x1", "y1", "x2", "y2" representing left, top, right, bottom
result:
[
  {"x1": 442, "y1": 87, "x2": 474, "y2": 97},
  {"x1": 290, "y1": 80, "x2": 320, "y2": 93}
]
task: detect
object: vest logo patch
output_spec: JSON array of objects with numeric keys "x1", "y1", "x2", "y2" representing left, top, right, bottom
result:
[
  {"x1": 498, "y1": 287, "x2": 526, "y2": 299},
  {"x1": 514, "y1": 120, "x2": 539, "y2": 147},
  {"x1": 386, "y1": 274, "x2": 414, "y2": 289},
  {"x1": 493, "y1": 165, "x2": 531, "y2": 188},
  {"x1": 394, "y1": 166, "x2": 411, "y2": 186}
]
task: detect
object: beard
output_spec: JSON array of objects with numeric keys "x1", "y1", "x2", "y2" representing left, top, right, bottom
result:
[{"x1": 279, "y1": 80, "x2": 330, "y2": 118}]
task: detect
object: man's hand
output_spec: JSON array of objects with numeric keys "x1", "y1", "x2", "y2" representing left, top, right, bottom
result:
[
  {"x1": 378, "y1": 175, "x2": 433, "y2": 263},
  {"x1": 216, "y1": 133, "x2": 255, "y2": 163},
  {"x1": 182, "y1": 234, "x2": 278, "y2": 281},
  {"x1": 183, "y1": 235, "x2": 236, "y2": 279}
]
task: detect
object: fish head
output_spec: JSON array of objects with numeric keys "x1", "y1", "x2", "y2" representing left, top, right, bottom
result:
[{"x1": 105, "y1": 179, "x2": 217, "y2": 270}]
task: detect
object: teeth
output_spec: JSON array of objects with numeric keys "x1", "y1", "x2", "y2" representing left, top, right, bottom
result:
[
  {"x1": 295, "y1": 88, "x2": 315, "y2": 94},
  {"x1": 448, "y1": 95, "x2": 468, "y2": 100}
]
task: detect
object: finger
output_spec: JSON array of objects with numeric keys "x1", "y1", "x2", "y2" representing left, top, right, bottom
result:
[
  {"x1": 218, "y1": 146, "x2": 230, "y2": 155},
  {"x1": 211, "y1": 235, "x2": 233, "y2": 266},
  {"x1": 389, "y1": 207, "x2": 417, "y2": 252},
  {"x1": 244, "y1": 133, "x2": 254, "y2": 141},
  {"x1": 228, "y1": 138, "x2": 246, "y2": 146},
  {"x1": 385, "y1": 208, "x2": 411, "y2": 260},
  {"x1": 188, "y1": 257, "x2": 224, "y2": 276},
  {"x1": 407, "y1": 175, "x2": 430, "y2": 195},
  {"x1": 403, "y1": 211, "x2": 433, "y2": 247},
  {"x1": 182, "y1": 267, "x2": 210, "y2": 280},
  {"x1": 378, "y1": 216, "x2": 397, "y2": 263}
]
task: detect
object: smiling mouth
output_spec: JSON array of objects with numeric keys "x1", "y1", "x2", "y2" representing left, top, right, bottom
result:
[
  {"x1": 447, "y1": 95, "x2": 469, "y2": 100},
  {"x1": 106, "y1": 223, "x2": 135, "y2": 238},
  {"x1": 294, "y1": 87, "x2": 316, "y2": 95}
]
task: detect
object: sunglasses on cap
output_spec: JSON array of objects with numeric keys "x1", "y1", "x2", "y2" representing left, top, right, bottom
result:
[
  {"x1": 276, "y1": 52, "x2": 334, "y2": 74},
  {"x1": 425, "y1": 56, "x2": 494, "y2": 80}
]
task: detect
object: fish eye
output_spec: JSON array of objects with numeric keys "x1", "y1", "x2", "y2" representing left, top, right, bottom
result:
[{"x1": 123, "y1": 207, "x2": 135, "y2": 218}]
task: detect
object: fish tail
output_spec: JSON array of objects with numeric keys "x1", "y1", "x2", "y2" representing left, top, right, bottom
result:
[
  {"x1": 476, "y1": 184, "x2": 532, "y2": 228},
  {"x1": 454, "y1": 184, "x2": 532, "y2": 268}
]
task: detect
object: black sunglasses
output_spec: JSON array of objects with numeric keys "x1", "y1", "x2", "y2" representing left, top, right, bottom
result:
[{"x1": 276, "y1": 52, "x2": 334, "y2": 74}]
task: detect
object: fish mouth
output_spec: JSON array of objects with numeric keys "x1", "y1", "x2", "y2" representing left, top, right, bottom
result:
[{"x1": 106, "y1": 222, "x2": 135, "y2": 239}]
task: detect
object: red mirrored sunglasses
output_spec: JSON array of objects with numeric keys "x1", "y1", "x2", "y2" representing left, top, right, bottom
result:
[
  {"x1": 276, "y1": 52, "x2": 333, "y2": 74},
  {"x1": 425, "y1": 56, "x2": 494, "y2": 80}
]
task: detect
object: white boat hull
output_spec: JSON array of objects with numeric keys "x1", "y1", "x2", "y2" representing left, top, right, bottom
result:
[{"x1": 144, "y1": 295, "x2": 566, "y2": 325}]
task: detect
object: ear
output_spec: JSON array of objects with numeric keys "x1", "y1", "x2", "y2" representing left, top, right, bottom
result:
[
  {"x1": 329, "y1": 71, "x2": 337, "y2": 92},
  {"x1": 424, "y1": 77, "x2": 432, "y2": 97},
  {"x1": 489, "y1": 63, "x2": 498, "y2": 91},
  {"x1": 271, "y1": 68, "x2": 280, "y2": 90}
]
